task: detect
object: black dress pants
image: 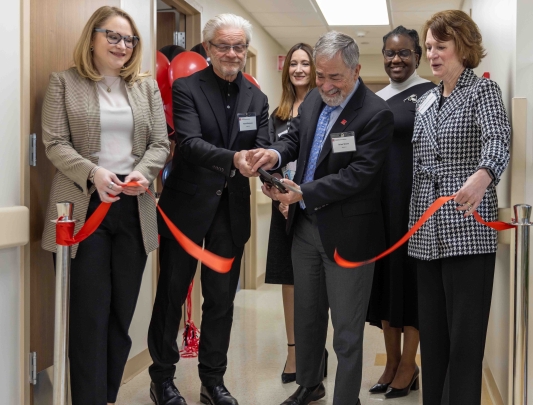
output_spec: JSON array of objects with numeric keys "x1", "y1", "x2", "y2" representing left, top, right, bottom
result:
[
  {"x1": 68, "y1": 191, "x2": 147, "y2": 405},
  {"x1": 417, "y1": 253, "x2": 496, "y2": 405},
  {"x1": 148, "y1": 193, "x2": 244, "y2": 387}
]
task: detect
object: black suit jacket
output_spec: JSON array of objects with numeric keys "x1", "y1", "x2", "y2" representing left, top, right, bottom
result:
[
  {"x1": 272, "y1": 79, "x2": 394, "y2": 261},
  {"x1": 158, "y1": 66, "x2": 270, "y2": 247}
]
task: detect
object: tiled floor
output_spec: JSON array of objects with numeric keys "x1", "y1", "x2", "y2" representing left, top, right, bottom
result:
[{"x1": 116, "y1": 284, "x2": 491, "y2": 405}]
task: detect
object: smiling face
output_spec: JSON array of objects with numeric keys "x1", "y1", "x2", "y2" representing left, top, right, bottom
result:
[
  {"x1": 383, "y1": 34, "x2": 419, "y2": 83},
  {"x1": 288, "y1": 49, "x2": 311, "y2": 89},
  {"x1": 204, "y1": 27, "x2": 247, "y2": 81},
  {"x1": 425, "y1": 28, "x2": 464, "y2": 83},
  {"x1": 315, "y1": 52, "x2": 360, "y2": 107},
  {"x1": 91, "y1": 16, "x2": 134, "y2": 76}
]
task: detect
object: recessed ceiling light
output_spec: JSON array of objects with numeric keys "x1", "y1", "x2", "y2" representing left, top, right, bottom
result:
[{"x1": 315, "y1": 0, "x2": 389, "y2": 26}]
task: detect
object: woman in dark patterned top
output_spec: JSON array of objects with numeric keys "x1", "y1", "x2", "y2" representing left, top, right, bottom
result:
[
  {"x1": 367, "y1": 26, "x2": 435, "y2": 399},
  {"x1": 409, "y1": 11, "x2": 510, "y2": 405},
  {"x1": 264, "y1": 43, "x2": 316, "y2": 384}
]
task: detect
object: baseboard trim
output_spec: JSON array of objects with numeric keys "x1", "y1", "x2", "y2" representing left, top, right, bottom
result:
[
  {"x1": 256, "y1": 272, "x2": 265, "y2": 289},
  {"x1": 483, "y1": 362, "x2": 504, "y2": 405},
  {"x1": 122, "y1": 349, "x2": 151, "y2": 385}
]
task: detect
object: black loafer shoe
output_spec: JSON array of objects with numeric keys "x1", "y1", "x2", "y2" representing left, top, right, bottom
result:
[
  {"x1": 200, "y1": 384, "x2": 238, "y2": 405},
  {"x1": 150, "y1": 378, "x2": 187, "y2": 405},
  {"x1": 280, "y1": 383, "x2": 326, "y2": 405}
]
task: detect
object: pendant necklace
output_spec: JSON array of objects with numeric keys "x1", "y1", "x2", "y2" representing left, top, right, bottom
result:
[{"x1": 101, "y1": 76, "x2": 121, "y2": 92}]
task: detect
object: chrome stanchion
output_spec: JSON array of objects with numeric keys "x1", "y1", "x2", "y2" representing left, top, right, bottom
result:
[
  {"x1": 512, "y1": 204, "x2": 531, "y2": 405},
  {"x1": 53, "y1": 202, "x2": 75, "y2": 405}
]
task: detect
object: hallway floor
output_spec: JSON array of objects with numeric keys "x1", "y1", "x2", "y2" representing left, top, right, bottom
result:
[{"x1": 116, "y1": 284, "x2": 492, "y2": 405}]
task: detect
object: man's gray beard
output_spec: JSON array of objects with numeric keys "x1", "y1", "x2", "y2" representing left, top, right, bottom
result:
[{"x1": 319, "y1": 91, "x2": 345, "y2": 107}]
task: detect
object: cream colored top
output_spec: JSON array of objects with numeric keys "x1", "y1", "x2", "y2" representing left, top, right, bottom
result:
[{"x1": 93, "y1": 76, "x2": 135, "y2": 174}]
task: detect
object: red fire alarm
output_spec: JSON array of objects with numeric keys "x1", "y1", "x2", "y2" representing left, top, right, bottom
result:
[{"x1": 483, "y1": 72, "x2": 490, "y2": 79}]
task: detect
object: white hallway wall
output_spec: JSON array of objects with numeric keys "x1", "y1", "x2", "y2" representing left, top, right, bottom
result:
[
  {"x1": 467, "y1": 0, "x2": 533, "y2": 402},
  {"x1": 515, "y1": 0, "x2": 533, "y2": 400},
  {"x1": 0, "y1": 0, "x2": 22, "y2": 403}
]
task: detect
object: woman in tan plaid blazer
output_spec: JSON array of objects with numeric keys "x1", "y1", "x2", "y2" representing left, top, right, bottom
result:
[{"x1": 41, "y1": 6, "x2": 169, "y2": 405}]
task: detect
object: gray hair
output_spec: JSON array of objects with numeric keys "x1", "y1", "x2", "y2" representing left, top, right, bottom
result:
[
  {"x1": 202, "y1": 14, "x2": 253, "y2": 44},
  {"x1": 313, "y1": 31, "x2": 360, "y2": 69}
]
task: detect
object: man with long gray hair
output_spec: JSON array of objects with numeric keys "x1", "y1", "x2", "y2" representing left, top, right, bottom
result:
[
  {"x1": 247, "y1": 31, "x2": 394, "y2": 404},
  {"x1": 148, "y1": 13, "x2": 270, "y2": 405}
]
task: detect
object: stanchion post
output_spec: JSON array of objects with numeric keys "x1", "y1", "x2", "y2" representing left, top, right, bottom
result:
[
  {"x1": 512, "y1": 204, "x2": 531, "y2": 405},
  {"x1": 53, "y1": 202, "x2": 75, "y2": 405}
]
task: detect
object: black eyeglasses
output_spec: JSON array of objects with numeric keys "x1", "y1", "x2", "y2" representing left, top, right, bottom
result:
[
  {"x1": 94, "y1": 28, "x2": 139, "y2": 49},
  {"x1": 208, "y1": 41, "x2": 248, "y2": 54},
  {"x1": 382, "y1": 49, "x2": 415, "y2": 60}
]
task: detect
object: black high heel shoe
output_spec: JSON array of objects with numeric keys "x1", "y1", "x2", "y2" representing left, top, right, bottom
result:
[
  {"x1": 281, "y1": 346, "x2": 329, "y2": 384},
  {"x1": 369, "y1": 381, "x2": 391, "y2": 393},
  {"x1": 384, "y1": 366, "x2": 420, "y2": 398},
  {"x1": 281, "y1": 344, "x2": 296, "y2": 384}
]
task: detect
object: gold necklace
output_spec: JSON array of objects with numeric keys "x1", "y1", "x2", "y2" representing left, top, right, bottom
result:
[{"x1": 100, "y1": 76, "x2": 121, "y2": 92}]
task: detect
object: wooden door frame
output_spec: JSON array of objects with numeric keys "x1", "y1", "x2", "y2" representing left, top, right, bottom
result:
[{"x1": 21, "y1": 0, "x2": 31, "y2": 401}]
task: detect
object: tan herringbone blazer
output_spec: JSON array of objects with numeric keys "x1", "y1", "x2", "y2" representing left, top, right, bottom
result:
[{"x1": 41, "y1": 67, "x2": 170, "y2": 257}]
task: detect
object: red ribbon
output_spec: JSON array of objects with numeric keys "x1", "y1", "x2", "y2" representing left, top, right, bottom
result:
[
  {"x1": 55, "y1": 182, "x2": 234, "y2": 273},
  {"x1": 334, "y1": 195, "x2": 516, "y2": 269},
  {"x1": 180, "y1": 280, "x2": 200, "y2": 358}
]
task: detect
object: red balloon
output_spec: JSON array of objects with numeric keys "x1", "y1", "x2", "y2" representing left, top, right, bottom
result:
[
  {"x1": 168, "y1": 51, "x2": 209, "y2": 85},
  {"x1": 156, "y1": 51, "x2": 173, "y2": 130},
  {"x1": 243, "y1": 73, "x2": 260, "y2": 89}
]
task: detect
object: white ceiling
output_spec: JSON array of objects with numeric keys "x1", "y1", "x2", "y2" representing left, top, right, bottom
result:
[{"x1": 235, "y1": 0, "x2": 464, "y2": 54}]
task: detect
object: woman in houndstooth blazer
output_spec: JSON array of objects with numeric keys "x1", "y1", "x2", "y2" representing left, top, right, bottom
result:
[
  {"x1": 41, "y1": 6, "x2": 169, "y2": 405},
  {"x1": 409, "y1": 10, "x2": 510, "y2": 405}
]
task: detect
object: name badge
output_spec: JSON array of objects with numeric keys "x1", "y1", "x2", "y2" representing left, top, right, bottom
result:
[
  {"x1": 277, "y1": 129, "x2": 288, "y2": 137},
  {"x1": 331, "y1": 131, "x2": 356, "y2": 153},
  {"x1": 237, "y1": 113, "x2": 257, "y2": 131},
  {"x1": 418, "y1": 93, "x2": 437, "y2": 115}
]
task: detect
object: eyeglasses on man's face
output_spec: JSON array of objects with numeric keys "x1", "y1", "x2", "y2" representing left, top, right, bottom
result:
[
  {"x1": 208, "y1": 41, "x2": 248, "y2": 54},
  {"x1": 382, "y1": 49, "x2": 416, "y2": 60},
  {"x1": 94, "y1": 28, "x2": 139, "y2": 49}
]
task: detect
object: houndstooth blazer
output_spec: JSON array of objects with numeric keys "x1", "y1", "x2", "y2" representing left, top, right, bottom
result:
[
  {"x1": 41, "y1": 67, "x2": 170, "y2": 257},
  {"x1": 408, "y1": 68, "x2": 510, "y2": 261}
]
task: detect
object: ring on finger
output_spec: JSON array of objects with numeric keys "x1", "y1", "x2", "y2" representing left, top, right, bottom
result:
[
  {"x1": 465, "y1": 201, "x2": 473, "y2": 209},
  {"x1": 107, "y1": 181, "x2": 114, "y2": 189}
]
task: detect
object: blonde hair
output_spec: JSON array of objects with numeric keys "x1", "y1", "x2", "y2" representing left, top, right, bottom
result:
[
  {"x1": 276, "y1": 43, "x2": 316, "y2": 121},
  {"x1": 73, "y1": 6, "x2": 149, "y2": 84}
]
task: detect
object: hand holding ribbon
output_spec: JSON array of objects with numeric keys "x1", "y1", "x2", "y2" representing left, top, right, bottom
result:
[
  {"x1": 55, "y1": 181, "x2": 234, "y2": 273},
  {"x1": 334, "y1": 195, "x2": 515, "y2": 269}
]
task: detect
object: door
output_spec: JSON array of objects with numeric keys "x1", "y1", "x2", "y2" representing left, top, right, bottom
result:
[{"x1": 29, "y1": 0, "x2": 119, "y2": 401}]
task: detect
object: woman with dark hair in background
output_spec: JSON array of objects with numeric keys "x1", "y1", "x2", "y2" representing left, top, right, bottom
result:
[
  {"x1": 410, "y1": 10, "x2": 510, "y2": 405},
  {"x1": 263, "y1": 43, "x2": 316, "y2": 384},
  {"x1": 41, "y1": 6, "x2": 169, "y2": 404},
  {"x1": 366, "y1": 25, "x2": 435, "y2": 398}
]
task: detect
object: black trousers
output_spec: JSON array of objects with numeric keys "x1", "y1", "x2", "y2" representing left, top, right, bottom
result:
[
  {"x1": 148, "y1": 192, "x2": 244, "y2": 387},
  {"x1": 416, "y1": 253, "x2": 496, "y2": 405},
  {"x1": 68, "y1": 191, "x2": 147, "y2": 405}
]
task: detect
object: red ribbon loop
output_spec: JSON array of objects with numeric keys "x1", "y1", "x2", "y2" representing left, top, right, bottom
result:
[
  {"x1": 54, "y1": 181, "x2": 234, "y2": 273},
  {"x1": 334, "y1": 195, "x2": 516, "y2": 269}
]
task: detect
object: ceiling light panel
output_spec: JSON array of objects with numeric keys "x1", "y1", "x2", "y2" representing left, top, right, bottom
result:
[{"x1": 315, "y1": 0, "x2": 389, "y2": 26}]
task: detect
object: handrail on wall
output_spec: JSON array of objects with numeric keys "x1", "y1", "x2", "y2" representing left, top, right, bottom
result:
[{"x1": 0, "y1": 206, "x2": 29, "y2": 249}]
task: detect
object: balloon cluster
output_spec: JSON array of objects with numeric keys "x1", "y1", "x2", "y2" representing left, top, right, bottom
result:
[
  {"x1": 157, "y1": 51, "x2": 208, "y2": 130},
  {"x1": 156, "y1": 50, "x2": 261, "y2": 132}
]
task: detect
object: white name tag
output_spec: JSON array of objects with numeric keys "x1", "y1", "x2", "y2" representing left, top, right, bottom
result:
[
  {"x1": 331, "y1": 131, "x2": 356, "y2": 153},
  {"x1": 418, "y1": 93, "x2": 437, "y2": 115},
  {"x1": 238, "y1": 113, "x2": 257, "y2": 131}
]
